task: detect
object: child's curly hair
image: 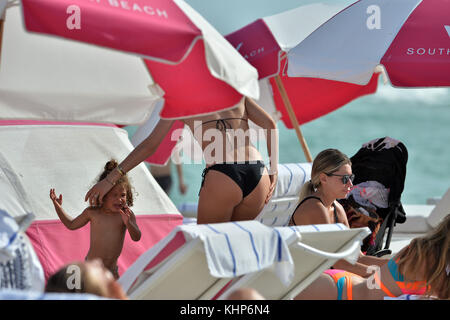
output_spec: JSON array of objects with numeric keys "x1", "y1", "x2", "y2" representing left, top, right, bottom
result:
[{"x1": 98, "y1": 159, "x2": 134, "y2": 207}]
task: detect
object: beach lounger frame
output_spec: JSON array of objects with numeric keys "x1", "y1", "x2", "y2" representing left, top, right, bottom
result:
[
  {"x1": 217, "y1": 225, "x2": 370, "y2": 300},
  {"x1": 120, "y1": 220, "x2": 294, "y2": 300},
  {"x1": 122, "y1": 237, "x2": 233, "y2": 300}
]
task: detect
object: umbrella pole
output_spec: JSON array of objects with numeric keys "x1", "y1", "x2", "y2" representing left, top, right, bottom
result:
[
  {"x1": 274, "y1": 75, "x2": 313, "y2": 162},
  {"x1": 0, "y1": 18, "x2": 4, "y2": 70}
]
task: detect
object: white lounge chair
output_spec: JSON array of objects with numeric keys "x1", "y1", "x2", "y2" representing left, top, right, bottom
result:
[
  {"x1": 218, "y1": 224, "x2": 370, "y2": 300},
  {"x1": 388, "y1": 187, "x2": 450, "y2": 255},
  {"x1": 395, "y1": 187, "x2": 450, "y2": 234},
  {"x1": 118, "y1": 221, "x2": 294, "y2": 300}
]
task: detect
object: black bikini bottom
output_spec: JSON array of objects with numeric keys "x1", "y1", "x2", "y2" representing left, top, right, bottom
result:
[{"x1": 200, "y1": 161, "x2": 266, "y2": 198}]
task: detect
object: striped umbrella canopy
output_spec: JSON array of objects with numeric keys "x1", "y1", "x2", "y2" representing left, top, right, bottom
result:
[
  {"x1": 287, "y1": 0, "x2": 450, "y2": 87},
  {"x1": 20, "y1": 0, "x2": 259, "y2": 119},
  {"x1": 225, "y1": 3, "x2": 380, "y2": 161},
  {"x1": 0, "y1": 3, "x2": 162, "y2": 125}
]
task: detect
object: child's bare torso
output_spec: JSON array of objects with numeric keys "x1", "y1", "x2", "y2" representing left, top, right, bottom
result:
[{"x1": 85, "y1": 207, "x2": 126, "y2": 270}]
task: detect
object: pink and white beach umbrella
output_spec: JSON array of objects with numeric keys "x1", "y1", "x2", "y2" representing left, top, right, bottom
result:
[
  {"x1": 21, "y1": 0, "x2": 259, "y2": 119},
  {"x1": 225, "y1": 3, "x2": 380, "y2": 161},
  {"x1": 287, "y1": 0, "x2": 450, "y2": 87},
  {"x1": 1, "y1": 3, "x2": 162, "y2": 125}
]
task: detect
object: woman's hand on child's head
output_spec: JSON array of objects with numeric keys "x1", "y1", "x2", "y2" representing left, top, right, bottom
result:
[
  {"x1": 50, "y1": 189, "x2": 62, "y2": 205},
  {"x1": 85, "y1": 179, "x2": 112, "y2": 207}
]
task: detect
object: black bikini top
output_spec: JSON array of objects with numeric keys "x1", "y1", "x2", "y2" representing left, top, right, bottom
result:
[
  {"x1": 200, "y1": 117, "x2": 248, "y2": 131},
  {"x1": 290, "y1": 196, "x2": 339, "y2": 226}
]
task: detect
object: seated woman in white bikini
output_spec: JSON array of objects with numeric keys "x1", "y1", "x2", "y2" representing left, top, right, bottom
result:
[{"x1": 85, "y1": 97, "x2": 278, "y2": 224}]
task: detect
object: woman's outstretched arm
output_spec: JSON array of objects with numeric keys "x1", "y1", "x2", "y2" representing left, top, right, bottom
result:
[{"x1": 85, "y1": 119, "x2": 174, "y2": 206}]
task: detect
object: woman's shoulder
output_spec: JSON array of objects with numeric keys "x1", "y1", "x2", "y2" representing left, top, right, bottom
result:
[
  {"x1": 298, "y1": 196, "x2": 324, "y2": 209},
  {"x1": 292, "y1": 197, "x2": 328, "y2": 223},
  {"x1": 334, "y1": 200, "x2": 346, "y2": 214},
  {"x1": 333, "y1": 201, "x2": 350, "y2": 226}
]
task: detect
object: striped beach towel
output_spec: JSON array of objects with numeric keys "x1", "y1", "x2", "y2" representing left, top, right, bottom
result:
[
  {"x1": 180, "y1": 221, "x2": 294, "y2": 285},
  {"x1": 0, "y1": 210, "x2": 44, "y2": 291}
]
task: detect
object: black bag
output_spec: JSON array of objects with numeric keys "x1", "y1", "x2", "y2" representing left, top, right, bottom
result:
[
  {"x1": 350, "y1": 136, "x2": 408, "y2": 223},
  {"x1": 340, "y1": 137, "x2": 408, "y2": 256}
]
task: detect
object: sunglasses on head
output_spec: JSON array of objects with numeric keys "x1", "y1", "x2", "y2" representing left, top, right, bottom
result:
[{"x1": 326, "y1": 173, "x2": 355, "y2": 184}]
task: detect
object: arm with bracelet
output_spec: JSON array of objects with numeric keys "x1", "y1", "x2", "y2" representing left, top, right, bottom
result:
[{"x1": 85, "y1": 120, "x2": 174, "y2": 206}]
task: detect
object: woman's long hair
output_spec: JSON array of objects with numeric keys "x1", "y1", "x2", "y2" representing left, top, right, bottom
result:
[
  {"x1": 396, "y1": 214, "x2": 450, "y2": 299},
  {"x1": 298, "y1": 149, "x2": 351, "y2": 202}
]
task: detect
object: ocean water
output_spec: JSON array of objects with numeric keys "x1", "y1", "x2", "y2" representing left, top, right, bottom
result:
[{"x1": 125, "y1": 83, "x2": 450, "y2": 208}]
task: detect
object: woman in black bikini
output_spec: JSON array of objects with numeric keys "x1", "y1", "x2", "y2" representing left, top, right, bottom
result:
[
  {"x1": 289, "y1": 149, "x2": 387, "y2": 277},
  {"x1": 289, "y1": 149, "x2": 353, "y2": 227},
  {"x1": 85, "y1": 97, "x2": 278, "y2": 224}
]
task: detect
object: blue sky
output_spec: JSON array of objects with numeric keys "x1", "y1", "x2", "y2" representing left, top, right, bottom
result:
[{"x1": 185, "y1": 0, "x2": 354, "y2": 34}]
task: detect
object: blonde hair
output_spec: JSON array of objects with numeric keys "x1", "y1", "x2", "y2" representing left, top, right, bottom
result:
[
  {"x1": 298, "y1": 149, "x2": 351, "y2": 202},
  {"x1": 397, "y1": 214, "x2": 450, "y2": 299}
]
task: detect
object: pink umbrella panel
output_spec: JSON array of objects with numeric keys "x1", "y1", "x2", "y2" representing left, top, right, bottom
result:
[
  {"x1": 137, "y1": 119, "x2": 184, "y2": 166},
  {"x1": 22, "y1": 0, "x2": 201, "y2": 64},
  {"x1": 270, "y1": 60, "x2": 380, "y2": 129},
  {"x1": 144, "y1": 41, "x2": 243, "y2": 119},
  {"x1": 380, "y1": 0, "x2": 450, "y2": 87}
]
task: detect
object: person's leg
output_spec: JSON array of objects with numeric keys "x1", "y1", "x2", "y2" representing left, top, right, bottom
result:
[
  {"x1": 294, "y1": 273, "x2": 338, "y2": 300},
  {"x1": 197, "y1": 170, "x2": 242, "y2": 224},
  {"x1": 225, "y1": 287, "x2": 265, "y2": 300}
]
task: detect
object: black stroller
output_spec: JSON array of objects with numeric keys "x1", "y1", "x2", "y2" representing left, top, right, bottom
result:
[{"x1": 339, "y1": 137, "x2": 408, "y2": 257}]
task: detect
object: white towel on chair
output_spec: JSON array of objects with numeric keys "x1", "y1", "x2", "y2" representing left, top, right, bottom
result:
[
  {"x1": 119, "y1": 222, "x2": 295, "y2": 292},
  {"x1": 180, "y1": 221, "x2": 294, "y2": 286},
  {"x1": 272, "y1": 163, "x2": 312, "y2": 199}
]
